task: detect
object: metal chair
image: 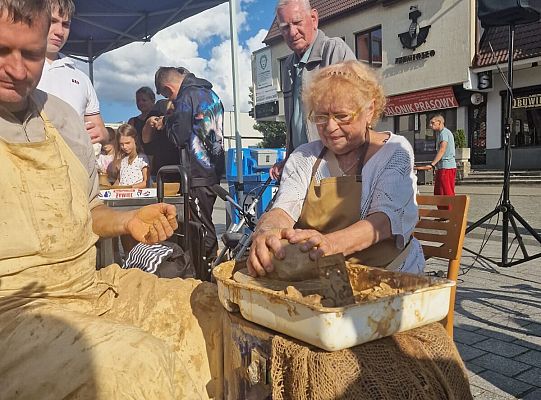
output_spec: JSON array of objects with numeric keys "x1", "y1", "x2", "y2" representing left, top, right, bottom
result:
[{"x1": 414, "y1": 195, "x2": 470, "y2": 338}]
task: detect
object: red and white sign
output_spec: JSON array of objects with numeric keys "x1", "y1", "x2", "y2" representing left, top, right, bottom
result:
[
  {"x1": 98, "y1": 188, "x2": 157, "y2": 199},
  {"x1": 384, "y1": 86, "x2": 458, "y2": 117}
]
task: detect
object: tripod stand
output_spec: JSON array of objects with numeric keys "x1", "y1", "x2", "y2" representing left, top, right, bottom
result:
[{"x1": 465, "y1": 23, "x2": 541, "y2": 268}]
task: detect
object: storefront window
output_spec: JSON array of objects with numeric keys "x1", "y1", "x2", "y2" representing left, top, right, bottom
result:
[
  {"x1": 396, "y1": 114, "x2": 415, "y2": 148},
  {"x1": 395, "y1": 109, "x2": 457, "y2": 155},
  {"x1": 512, "y1": 105, "x2": 541, "y2": 147},
  {"x1": 503, "y1": 87, "x2": 541, "y2": 148}
]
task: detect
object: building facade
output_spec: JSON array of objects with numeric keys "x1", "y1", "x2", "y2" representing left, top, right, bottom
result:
[
  {"x1": 473, "y1": 21, "x2": 541, "y2": 169},
  {"x1": 256, "y1": 0, "x2": 541, "y2": 169}
]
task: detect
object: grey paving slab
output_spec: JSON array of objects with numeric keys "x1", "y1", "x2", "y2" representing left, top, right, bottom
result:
[
  {"x1": 513, "y1": 335, "x2": 541, "y2": 351},
  {"x1": 515, "y1": 350, "x2": 541, "y2": 369},
  {"x1": 475, "y1": 319, "x2": 528, "y2": 342},
  {"x1": 515, "y1": 368, "x2": 541, "y2": 386},
  {"x1": 469, "y1": 370, "x2": 532, "y2": 398},
  {"x1": 467, "y1": 363, "x2": 486, "y2": 375},
  {"x1": 476, "y1": 370, "x2": 533, "y2": 398},
  {"x1": 522, "y1": 388, "x2": 541, "y2": 400},
  {"x1": 456, "y1": 342, "x2": 487, "y2": 362},
  {"x1": 523, "y1": 324, "x2": 541, "y2": 336},
  {"x1": 455, "y1": 317, "x2": 494, "y2": 332},
  {"x1": 468, "y1": 325, "x2": 525, "y2": 343},
  {"x1": 470, "y1": 353, "x2": 531, "y2": 377},
  {"x1": 473, "y1": 338, "x2": 530, "y2": 358},
  {"x1": 454, "y1": 327, "x2": 490, "y2": 345}
]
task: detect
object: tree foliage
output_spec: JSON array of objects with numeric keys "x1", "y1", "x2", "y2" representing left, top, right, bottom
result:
[{"x1": 254, "y1": 121, "x2": 286, "y2": 148}]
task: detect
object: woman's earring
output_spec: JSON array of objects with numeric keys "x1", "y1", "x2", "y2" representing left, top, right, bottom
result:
[{"x1": 367, "y1": 123, "x2": 373, "y2": 130}]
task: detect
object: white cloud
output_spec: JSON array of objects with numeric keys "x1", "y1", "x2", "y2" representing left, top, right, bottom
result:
[
  {"x1": 90, "y1": 2, "x2": 268, "y2": 119},
  {"x1": 246, "y1": 29, "x2": 269, "y2": 53}
]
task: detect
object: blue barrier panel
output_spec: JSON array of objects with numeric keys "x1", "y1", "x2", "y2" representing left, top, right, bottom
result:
[{"x1": 225, "y1": 147, "x2": 285, "y2": 225}]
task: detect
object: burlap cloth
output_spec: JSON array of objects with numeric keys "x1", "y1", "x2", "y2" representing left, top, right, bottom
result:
[{"x1": 271, "y1": 322, "x2": 472, "y2": 400}]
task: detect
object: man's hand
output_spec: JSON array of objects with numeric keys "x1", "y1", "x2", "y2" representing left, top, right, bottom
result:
[
  {"x1": 125, "y1": 203, "x2": 178, "y2": 244},
  {"x1": 269, "y1": 160, "x2": 286, "y2": 180},
  {"x1": 85, "y1": 121, "x2": 102, "y2": 143},
  {"x1": 84, "y1": 114, "x2": 108, "y2": 144}
]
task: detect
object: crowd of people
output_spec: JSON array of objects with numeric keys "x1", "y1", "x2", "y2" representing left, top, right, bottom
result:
[{"x1": 0, "y1": 0, "x2": 469, "y2": 398}]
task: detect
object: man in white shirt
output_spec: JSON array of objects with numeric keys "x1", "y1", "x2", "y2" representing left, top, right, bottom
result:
[{"x1": 37, "y1": 0, "x2": 107, "y2": 144}]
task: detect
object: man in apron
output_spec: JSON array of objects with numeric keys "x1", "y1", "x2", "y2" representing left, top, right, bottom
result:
[{"x1": 0, "y1": 2, "x2": 223, "y2": 398}]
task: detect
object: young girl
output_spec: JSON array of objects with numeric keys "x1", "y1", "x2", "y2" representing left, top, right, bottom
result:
[
  {"x1": 96, "y1": 127, "x2": 118, "y2": 185},
  {"x1": 114, "y1": 124, "x2": 149, "y2": 188}
]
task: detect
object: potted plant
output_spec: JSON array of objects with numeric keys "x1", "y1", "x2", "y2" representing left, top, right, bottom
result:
[{"x1": 453, "y1": 129, "x2": 471, "y2": 178}]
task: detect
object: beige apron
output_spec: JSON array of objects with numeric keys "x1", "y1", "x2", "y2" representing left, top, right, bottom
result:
[
  {"x1": 0, "y1": 105, "x2": 223, "y2": 399},
  {"x1": 296, "y1": 148, "x2": 410, "y2": 269}
]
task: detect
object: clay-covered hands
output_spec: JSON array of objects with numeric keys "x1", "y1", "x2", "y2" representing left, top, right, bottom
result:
[
  {"x1": 247, "y1": 227, "x2": 336, "y2": 277},
  {"x1": 286, "y1": 228, "x2": 337, "y2": 260},
  {"x1": 248, "y1": 227, "x2": 289, "y2": 277},
  {"x1": 125, "y1": 203, "x2": 178, "y2": 244}
]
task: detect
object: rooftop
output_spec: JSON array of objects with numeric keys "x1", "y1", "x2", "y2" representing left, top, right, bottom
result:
[{"x1": 474, "y1": 21, "x2": 541, "y2": 68}]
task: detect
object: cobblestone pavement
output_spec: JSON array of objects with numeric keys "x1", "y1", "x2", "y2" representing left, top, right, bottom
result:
[
  {"x1": 419, "y1": 184, "x2": 541, "y2": 399},
  {"x1": 214, "y1": 183, "x2": 541, "y2": 399}
]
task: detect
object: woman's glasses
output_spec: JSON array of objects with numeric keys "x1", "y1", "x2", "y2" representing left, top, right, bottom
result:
[{"x1": 308, "y1": 105, "x2": 365, "y2": 126}]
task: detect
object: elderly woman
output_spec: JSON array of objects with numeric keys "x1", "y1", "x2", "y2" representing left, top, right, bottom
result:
[{"x1": 248, "y1": 60, "x2": 424, "y2": 276}]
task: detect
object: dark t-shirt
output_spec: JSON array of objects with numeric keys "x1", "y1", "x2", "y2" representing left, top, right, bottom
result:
[{"x1": 143, "y1": 101, "x2": 180, "y2": 179}]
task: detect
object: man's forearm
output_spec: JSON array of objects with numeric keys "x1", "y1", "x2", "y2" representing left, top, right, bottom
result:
[
  {"x1": 432, "y1": 142, "x2": 448, "y2": 166},
  {"x1": 91, "y1": 204, "x2": 136, "y2": 237}
]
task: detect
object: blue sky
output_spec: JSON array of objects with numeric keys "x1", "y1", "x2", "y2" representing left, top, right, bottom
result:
[{"x1": 90, "y1": 1, "x2": 277, "y2": 123}]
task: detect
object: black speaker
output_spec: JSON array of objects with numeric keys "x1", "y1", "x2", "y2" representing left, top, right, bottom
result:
[{"x1": 478, "y1": 0, "x2": 541, "y2": 26}]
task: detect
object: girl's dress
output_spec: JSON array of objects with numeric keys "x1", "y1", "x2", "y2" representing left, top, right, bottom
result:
[
  {"x1": 119, "y1": 154, "x2": 149, "y2": 186},
  {"x1": 96, "y1": 153, "x2": 114, "y2": 174}
]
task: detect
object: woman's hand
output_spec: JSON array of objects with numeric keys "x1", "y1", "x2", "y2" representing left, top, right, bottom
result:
[
  {"x1": 285, "y1": 228, "x2": 337, "y2": 261},
  {"x1": 146, "y1": 116, "x2": 164, "y2": 130},
  {"x1": 269, "y1": 160, "x2": 286, "y2": 180},
  {"x1": 247, "y1": 227, "x2": 292, "y2": 277},
  {"x1": 125, "y1": 203, "x2": 178, "y2": 244}
]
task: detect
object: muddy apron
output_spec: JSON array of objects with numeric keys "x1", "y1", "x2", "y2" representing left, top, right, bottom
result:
[
  {"x1": 0, "y1": 105, "x2": 223, "y2": 399},
  {"x1": 295, "y1": 148, "x2": 411, "y2": 269}
]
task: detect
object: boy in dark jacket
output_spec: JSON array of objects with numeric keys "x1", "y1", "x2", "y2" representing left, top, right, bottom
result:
[{"x1": 154, "y1": 67, "x2": 225, "y2": 278}]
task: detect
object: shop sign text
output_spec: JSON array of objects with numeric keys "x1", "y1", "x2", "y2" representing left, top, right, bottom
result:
[
  {"x1": 385, "y1": 86, "x2": 458, "y2": 116},
  {"x1": 395, "y1": 50, "x2": 435, "y2": 65},
  {"x1": 512, "y1": 94, "x2": 541, "y2": 109}
]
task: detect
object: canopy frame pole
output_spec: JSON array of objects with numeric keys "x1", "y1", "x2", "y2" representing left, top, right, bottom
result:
[
  {"x1": 229, "y1": 0, "x2": 243, "y2": 201},
  {"x1": 88, "y1": 37, "x2": 94, "y2": 83}
]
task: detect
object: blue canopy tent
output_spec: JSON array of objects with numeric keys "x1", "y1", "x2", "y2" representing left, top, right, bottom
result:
[{"x1": 62, "y1": 0, "x2": 245, "y2": 194}]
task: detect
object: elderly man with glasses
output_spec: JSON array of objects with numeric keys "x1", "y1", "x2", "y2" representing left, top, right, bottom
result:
[{"x1": 269, "y1": 0, "x2": 355, "y2": 179}]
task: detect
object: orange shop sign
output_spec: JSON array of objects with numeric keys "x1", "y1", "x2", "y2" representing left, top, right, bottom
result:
[{"x1": 384, "y1": 86, "x2": 458, "y2": 117}]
